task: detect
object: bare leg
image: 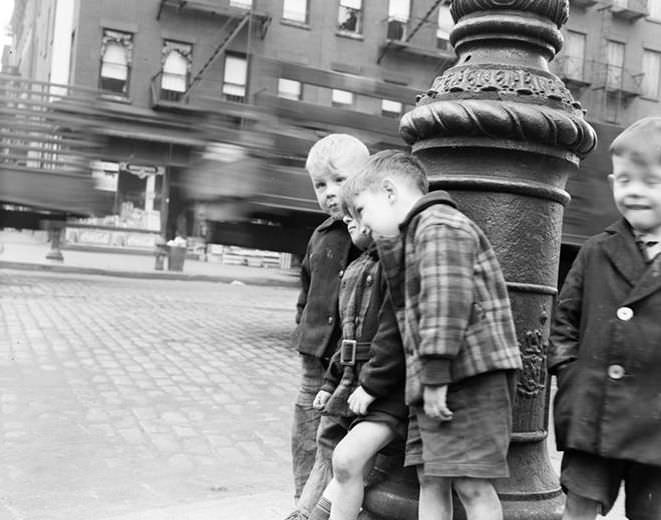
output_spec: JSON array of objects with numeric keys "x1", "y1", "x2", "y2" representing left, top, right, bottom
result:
[
  {"x1": 454, "y1": 478, "x2": 502, "y2": 520},
  {"x1": 417, "y1": 467, "x2": 453, "y2": 520},
  {"x1": 327, "y1": 421, "x2": 394, "y2": 520},
  {"x1": 562, "y1": 492, "x2": 600, "y2": 520}
]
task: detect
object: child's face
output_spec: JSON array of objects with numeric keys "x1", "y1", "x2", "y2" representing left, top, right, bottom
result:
[
  {"x1": 352, "y1": 188, "x2": 402, "y2": 238},
  {"x1": 342, "y1": 215, "x2": 373, "y2": 250},
  {"x1": 610, "y1": 154, "x2": 661, "y2": 235},
  {"x1": 310, "y1": 167, "x2": 350, "y2": 219}
]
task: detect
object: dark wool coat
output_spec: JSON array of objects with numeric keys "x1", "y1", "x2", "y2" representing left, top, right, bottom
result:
[
  {"x1": 321, "y1": 248, "x2": 407, "y2": 421},
  {"x1": 376, "y1": 192, "x2": 522, "y2": 406},
  {"x1": 292, "y1": 217, "x2": 359, "y2": 359},
  {"x1": 549, "y1": 218, "x2": 661, "y2": 467}
]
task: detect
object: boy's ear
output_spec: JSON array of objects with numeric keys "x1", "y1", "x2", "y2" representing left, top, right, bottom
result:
[
  {"x1": 381, "y1": 178, "x2": 397, "y2": 201},
  {"x1": 607, "y1": 174, "x2": 614, "y2": 190}
]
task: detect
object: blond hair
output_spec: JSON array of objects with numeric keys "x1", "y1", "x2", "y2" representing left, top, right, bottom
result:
[{"x1": 305, "y1": 134, "x2": 369, "y2": 176}]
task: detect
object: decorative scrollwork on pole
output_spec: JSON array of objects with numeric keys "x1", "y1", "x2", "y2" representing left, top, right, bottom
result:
[{"x1": 400, "y1": 99, "x2": 597, "y2": 157}]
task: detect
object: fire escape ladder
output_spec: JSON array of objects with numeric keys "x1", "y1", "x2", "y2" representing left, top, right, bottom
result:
[
  {"x1": 377, "y1": 0, "x2": 446, "y2": 64},
  {"x1": 184, "y1": 12, "x2": 250, "y2": 97},
  {"x1": 594, "y1": 4, "x2": 619, "y2": 123}
]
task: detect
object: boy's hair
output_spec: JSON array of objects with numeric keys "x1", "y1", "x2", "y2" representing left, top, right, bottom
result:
[
  {"x1": 610, "y1": 117, "x2": 661, "y2": 165},
  {"x1": 305, "y1": 133, "x2": 369, "y2": 176},
  {"x1": 341, "y1": 149, "x2": 429, "y2": 216}
]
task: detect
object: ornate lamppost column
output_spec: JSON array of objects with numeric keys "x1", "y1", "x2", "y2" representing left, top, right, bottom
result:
[{"x1": 362, "y1": 1, "x2": 596, "y2": 519}]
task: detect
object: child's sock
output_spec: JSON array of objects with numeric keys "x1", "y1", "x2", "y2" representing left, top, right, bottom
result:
[{"x1": 307, "y1": 496, "x2": 331, "y2": 520}]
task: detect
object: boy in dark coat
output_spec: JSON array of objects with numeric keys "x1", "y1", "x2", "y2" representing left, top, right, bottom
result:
[
  {"x1": 342, "y1": 150, "x2": 522, "y2": 520},
  {"x1": 548, "y1": 117, "x2": 661, "y2": 520},
  {"x1": 289, "y1": 134, "x2": 368, "y2": 507},
  {"x1": 303, "y1": 213, "x2": 406, "y2": 520}
]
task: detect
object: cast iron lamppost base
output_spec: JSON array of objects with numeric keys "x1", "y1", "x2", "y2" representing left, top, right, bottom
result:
[{"x1": 360, "y1": 1, "x2": 597, "y2": 518}]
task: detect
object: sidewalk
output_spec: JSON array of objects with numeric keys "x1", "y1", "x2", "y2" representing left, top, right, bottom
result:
[{"x1": 0, "y1": 230, "x2": 300, "y2": 287}]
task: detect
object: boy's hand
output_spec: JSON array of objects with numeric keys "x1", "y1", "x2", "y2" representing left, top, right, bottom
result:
[
  {"x1": 348, "y1": 386, "x2": 375, "y2": 415},
  {"x1": 423, "y1": 385, "x2": 454, "y2": 421},
  {"x1": 313, "y1": 390, "x2": 331, "y2": 410}
]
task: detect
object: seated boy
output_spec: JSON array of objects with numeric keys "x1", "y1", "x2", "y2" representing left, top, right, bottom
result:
[
  {"x1": 548, "y1": 117, "x2": 661, "y2": 520},
  {"x1": 304, "y1": 212, "x2": 407, "y2": 520},
  {"x1": 342, "y1": 150, "x2": 522, "y2": 520}
]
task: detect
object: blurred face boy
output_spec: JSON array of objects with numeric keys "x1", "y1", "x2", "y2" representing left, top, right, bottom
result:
[{"x1": 609, "y1": 118, "x2": 661, "y2": 236}]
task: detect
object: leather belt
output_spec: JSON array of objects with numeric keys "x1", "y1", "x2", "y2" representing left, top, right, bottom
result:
[{"x1": 339, "y1": 339, "x2": 371, "y2": 366}]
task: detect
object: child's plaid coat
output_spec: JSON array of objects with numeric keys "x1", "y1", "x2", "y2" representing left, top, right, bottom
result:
[{"x1": 376, "y1": 191, "x2": 522, "y2": 406}]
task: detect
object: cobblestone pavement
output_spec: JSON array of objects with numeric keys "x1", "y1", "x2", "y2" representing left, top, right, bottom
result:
[
  {"x1": 0, "y1": 270, "x2": 625, "y2": 520},
  {"x1": 0, "y1": 270, "x2": 300, "y2": 520}
]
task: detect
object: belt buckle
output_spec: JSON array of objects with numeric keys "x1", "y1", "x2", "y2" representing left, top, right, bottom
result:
[{"x1": 340, "y1": 339, "x2": 357, "y2": 366}]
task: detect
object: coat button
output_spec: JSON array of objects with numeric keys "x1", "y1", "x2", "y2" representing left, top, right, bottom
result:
[
  {"x1": 608, "y1": 364, "x2": 625, "y2": 380},
  {"x1": 327, "y1": 316, "x2": 334, "y2": 325},
  {"x1": 616, "y1": 307, "x2": 633, "y2": 321}
]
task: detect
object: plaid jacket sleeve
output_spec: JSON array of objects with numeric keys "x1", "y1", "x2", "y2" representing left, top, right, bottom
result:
[{"x1": 416, "y1": 221, "x2": 477, "y2": 386}]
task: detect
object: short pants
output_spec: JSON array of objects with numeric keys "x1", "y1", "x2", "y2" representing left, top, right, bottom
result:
[
  {"x1": 317, "y1": 409, "x2": 406, "y2": 458},
  {"x1": 405, "y1": 370, "x2": 515, "y2": 479},
  {"x1": 561, "y1": 450, "x2": 661, "y2": 520}
]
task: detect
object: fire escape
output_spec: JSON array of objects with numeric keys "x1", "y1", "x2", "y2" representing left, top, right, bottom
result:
[
  {"x1": 377, "y1": 0, "x2": 455, "y2": 70},
  {"x1": 151, "y1": 0, "x2": 271, "y2": 109},
  {"x1": 589, "y1": 1, "x2": 646, "y2": 124}
]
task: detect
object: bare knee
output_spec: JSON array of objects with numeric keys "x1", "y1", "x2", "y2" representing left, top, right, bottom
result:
[
  {"x1": 332, "y1": 444, "x2": 362, "y2": 483},
  {"x1": 454, "y1": 478, "x2": 497, "y2": 505}
]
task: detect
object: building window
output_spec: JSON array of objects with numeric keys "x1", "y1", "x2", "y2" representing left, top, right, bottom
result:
[
  {"x1": 160, "y1": 41, "x2": 192, "y2": 102},
  {"x1": 99, "y1": 29, "x2": 133, "y2": 96},
  {"x1": 642, "y1": 49, "x2": 661, "y2": 98},
  {"x1": 382, "y1": 99, "x2": 402, "y2": 117},
  {"x1": 387, "y1": 0, "x2": 410, "y2": 41},
  {"x1": 278, "y1": 78, "x2": 302, "y2": 100},
  {"x1": 332, "y1": 88, "x2": 354, "y2": 107},
  {"x1": 337, "y1": 0, "x2": 362, "y2": 34},
  {"x1": 222, "y1": 53, "x2": 248, "y2": 102},
  {"x1": 437, "y1": 4, "x2": 454, "y2": 50},
  {"x1": 564, "y1": 31, "x2": 586, "y2": 80},
  {"x1": 283, "y1": 0, "x2": 308, "y2": 23},
  {"x1": 229, "y1": 0, "x2": 253, "y2": 8},
  {"x1": 650, "y1": 1, "x2": 661, "y2": 19},
  {"x1": 606, "y1": 40, "x2": 625, "y2": 89}
]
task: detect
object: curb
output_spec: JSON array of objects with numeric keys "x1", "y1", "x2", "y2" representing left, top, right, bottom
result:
[{"x1": 0, "y1": 261, "x2": 301, "y2": 288}]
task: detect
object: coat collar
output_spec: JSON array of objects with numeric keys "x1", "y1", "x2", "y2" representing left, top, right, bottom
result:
[
  {"x1": 602, "y1": 218, "x2": 661, "y2": 304},
  {"x1": 317, "y1": 216, "x2": 343, "y2": 233},
  {"x1": 399, "y1": 191, "x2": 457, "y2": 231}
]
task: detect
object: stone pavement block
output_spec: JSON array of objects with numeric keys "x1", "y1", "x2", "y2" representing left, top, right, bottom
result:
[{"x1": 0, "y1": 271, "x2": 299, "y2": 520}]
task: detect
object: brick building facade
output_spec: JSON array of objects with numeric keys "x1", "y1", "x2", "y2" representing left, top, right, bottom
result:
[{"x1": 6, "y1": 0, "x2": 661, "y2": 254}]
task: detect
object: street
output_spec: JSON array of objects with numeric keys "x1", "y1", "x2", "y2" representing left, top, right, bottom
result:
[
  {"x1": 0, "y1": 270, "x2": 625, "y2": 520},
  {"x1": 0, "y1": 270, "x2": 299, "y2": 520}
]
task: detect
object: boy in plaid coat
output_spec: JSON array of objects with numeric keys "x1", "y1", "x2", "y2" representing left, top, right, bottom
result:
[{"x1": 342, "y1": 150, "x2": 521, "y2": 520}]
